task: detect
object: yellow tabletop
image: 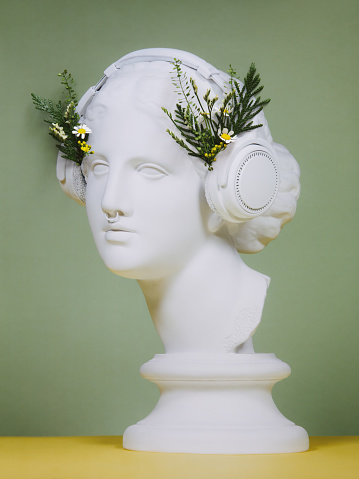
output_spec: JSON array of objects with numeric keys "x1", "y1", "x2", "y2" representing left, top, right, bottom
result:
[{"x1": 2, "y1": 436, "x2": 358, "y2": 479}]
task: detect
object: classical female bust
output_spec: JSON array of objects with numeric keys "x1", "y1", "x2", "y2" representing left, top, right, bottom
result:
[{"x1": 55, "y1": 49, "x2": 307, "y2": 453}]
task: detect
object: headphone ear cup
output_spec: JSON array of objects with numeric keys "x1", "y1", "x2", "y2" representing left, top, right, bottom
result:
[
  {"x1": 56, "y1": 152, "x2": 86, "y2": 206},
  {"x1": 205, "y1": 140, "x2": 279, "y2": 223}
]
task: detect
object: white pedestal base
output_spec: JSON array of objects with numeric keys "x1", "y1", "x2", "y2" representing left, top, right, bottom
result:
[{"x1": 123, "y1": 353, "x2": 309, "y2": 454}]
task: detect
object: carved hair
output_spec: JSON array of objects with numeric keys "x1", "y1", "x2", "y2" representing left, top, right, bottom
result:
[{"x1": 83, "y1": 61, "x2": 300, "y2": 254}]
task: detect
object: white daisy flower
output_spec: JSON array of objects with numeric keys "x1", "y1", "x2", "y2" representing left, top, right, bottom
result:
[
  {"x1": 218, "y1": 128, "x2": 237, "y2": 144},
  {"x1": 72, "y1": 124, "x2": 92, "y2": 139}
]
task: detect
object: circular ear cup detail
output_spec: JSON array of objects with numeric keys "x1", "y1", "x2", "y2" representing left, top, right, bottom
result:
[
  {"x1": 205, "y1": 141, "x2": 279, "y2": 223},
  {"x1": 235, "y1": 150, "x2": 279, "y2": 214}
]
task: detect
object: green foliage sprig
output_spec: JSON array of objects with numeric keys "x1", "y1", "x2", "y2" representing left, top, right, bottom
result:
[
  {"x1": 31, "y1": 70, "x2": 93, "y2": 165},
  {"x1": 162, "y1": 60, "x2": 270, "y2": 170}
]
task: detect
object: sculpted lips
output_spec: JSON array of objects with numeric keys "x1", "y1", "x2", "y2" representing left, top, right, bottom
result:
[
  {"x1": 105, "y1": 225, "x2": 134, "y2": 233},
  {"x1": 104, "y1": 225, "x2": 135, "y2": 242}
]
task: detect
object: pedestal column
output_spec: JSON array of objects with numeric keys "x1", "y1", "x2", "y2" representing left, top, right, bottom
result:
[{"x1": 123, "y1": 353, "x2": 309, "y2": 454}]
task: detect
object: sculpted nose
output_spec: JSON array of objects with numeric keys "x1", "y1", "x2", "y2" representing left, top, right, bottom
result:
[{"x1": 101, "y1": 171, "x2": 133, "y2": 217}]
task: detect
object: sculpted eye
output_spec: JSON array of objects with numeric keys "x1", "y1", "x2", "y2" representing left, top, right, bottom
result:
[
  {"x1": 137, "y1": 163, "x2": 168, "y2": 178},
  {"x1": 92, "y1": 160, "x2": 109, "y2": 175}
]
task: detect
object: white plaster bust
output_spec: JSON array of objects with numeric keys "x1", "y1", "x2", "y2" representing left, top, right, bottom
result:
[
  {"x1": 60, "y1": 53, "x2": 300, "y2": 355},
  {"x1": 56, "y1": 50, "x2": 308, "y2": 454}
]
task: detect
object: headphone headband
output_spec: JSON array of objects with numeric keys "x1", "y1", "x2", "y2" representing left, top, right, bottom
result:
[{"x1": 77, "y1": 48, "x2": 231, "y2": 116}]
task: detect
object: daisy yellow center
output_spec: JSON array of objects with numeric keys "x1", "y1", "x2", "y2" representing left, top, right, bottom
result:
[
  {"x1": 78, "y1": 128, "x2": 86, "y2": 135},
  {"x1": 221, "y1": 133, "x2": 231, "y2": 140}
]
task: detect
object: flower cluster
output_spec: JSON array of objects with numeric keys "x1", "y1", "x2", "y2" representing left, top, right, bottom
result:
[
  {"x1": 78, "y1": 140, "x2": 94, "y2": 154},
  {"x1": 49, "y1": 123, "x2": 68, "y2": 141},
  {"x1": 204, "y1": 141, "x2": 227, "y2": 163},
  {"x1": 31, "y1": 71, "x2": 93, "y2": 165},
  {"x1": 162, "y1": 60, "x2": 270, "y2": 170}
]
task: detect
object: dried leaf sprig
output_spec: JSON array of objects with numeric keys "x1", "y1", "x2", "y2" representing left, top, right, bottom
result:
[
  {"x1": 162, "y1": 60, "x2": 270, "y2": 170},
  {"x1": 31, "y1": 70, "x2": 93, "y2": 165}
]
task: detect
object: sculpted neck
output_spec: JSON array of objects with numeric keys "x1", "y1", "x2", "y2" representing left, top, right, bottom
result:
[{"x1": 138, "y1": 235, "x2": 270, "y2": 354}]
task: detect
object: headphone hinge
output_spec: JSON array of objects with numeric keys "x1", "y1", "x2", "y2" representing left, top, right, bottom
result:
[{"x1": 103, "y1": 63, "x2": 118, "y2": 79}]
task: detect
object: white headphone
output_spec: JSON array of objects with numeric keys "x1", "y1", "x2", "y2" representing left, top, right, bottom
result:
[{"x1": 57, "y1": 48, "x2": 280, "y2": 221}]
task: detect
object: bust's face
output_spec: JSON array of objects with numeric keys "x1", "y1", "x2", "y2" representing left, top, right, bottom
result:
[{"x1": 84, "y1": 71, "x2": 212, "y2": 280}]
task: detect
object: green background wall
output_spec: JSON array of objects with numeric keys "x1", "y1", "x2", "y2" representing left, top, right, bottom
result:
[{"x1": 1, "y1": 0, "x2": 358, "y2": 436}]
